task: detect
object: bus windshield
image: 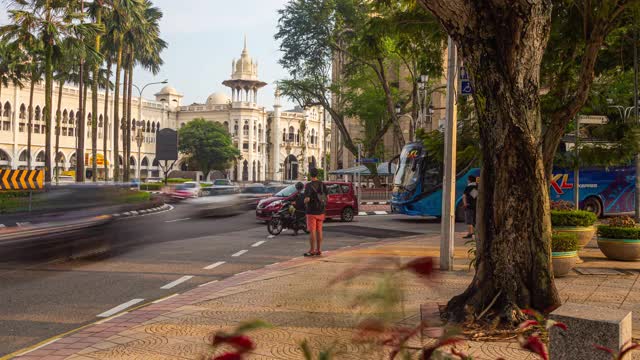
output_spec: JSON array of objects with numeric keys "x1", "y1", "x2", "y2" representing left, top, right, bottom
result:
[{"x1": 393, "y1": 145, "x2": 423, "y2": 190}]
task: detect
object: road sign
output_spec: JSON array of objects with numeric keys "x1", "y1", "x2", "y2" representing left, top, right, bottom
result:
[
  {"x1": 156, "y1": 128, "x2": 178, "y2": 161},
  {"x1": 460, "y1": 80, "x2": 473, "y2": 95},
  {"x1": 357, "y1": 158, "x2": 379, "y2": 164},
  {"x1": 459, "y1": 66, "x2": 469, "y2": 80},
  {"x1": 0, "y1": 169, "x2": 44, "y2": 190},
  {"x1": 578, "y1": 115, "x2": 609, "y2": 125}
]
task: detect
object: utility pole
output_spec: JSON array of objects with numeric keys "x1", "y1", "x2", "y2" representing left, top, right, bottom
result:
[
  {"x1": 441, "y1": 37, "x2": 457, "y2": 271},
  {"x1": 634, "y1": 15, "x2": 640, "y2": 221},
  {"x1": 574, "y1": 116, "x2": 580, "y2": 210}
]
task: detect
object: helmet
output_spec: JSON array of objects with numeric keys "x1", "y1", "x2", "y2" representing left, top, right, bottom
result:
[{"x1": 295, "y1": 182, "x2": 304, "y2": 190}]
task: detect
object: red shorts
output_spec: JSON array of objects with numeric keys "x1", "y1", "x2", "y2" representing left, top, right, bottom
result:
[{"x1": 306, "y1": 214, "x2": 325, "y2": 232}]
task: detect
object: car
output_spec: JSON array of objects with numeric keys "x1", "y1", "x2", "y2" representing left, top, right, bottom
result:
[
  {"x1": 256, "y1": 182, "x2": 358, "y2": 222},
  {"x1": 239, "y1": 184, "x2": 274, "y2": 209},
  {"x1": 185, "y1": 186, "x2": 244, "y2": 217},
  {"x1": 171, "y1": 181, "x2": 202, "y2": 199},
  {"x1": 213, "y1": 179, "x2": 234, "y2": 187},
  {"x1": 146, "y1": 177, "x2": 163, "y2": 183}
]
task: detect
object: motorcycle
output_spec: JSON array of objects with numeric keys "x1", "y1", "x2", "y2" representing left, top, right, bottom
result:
[{"x1": 267, "y1": 201, "x2": 308, "y2": 236}]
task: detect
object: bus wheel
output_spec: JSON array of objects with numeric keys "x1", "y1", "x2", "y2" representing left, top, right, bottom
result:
[
  {"x1": 455, "y1": 203, "x2": 465, "y2": 223},
  {"x1": 583, "y1": 197, "x2": 602, "y2": 218}
]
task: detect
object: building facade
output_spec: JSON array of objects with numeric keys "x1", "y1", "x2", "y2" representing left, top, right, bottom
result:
[{"x1": 0, "y1": 41, "x2": 329, "y2": 182}]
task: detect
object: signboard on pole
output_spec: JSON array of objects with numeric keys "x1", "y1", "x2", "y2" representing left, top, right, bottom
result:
[
  {"x1": 0, "y1": 169, "x2": 44, "y2": 190},
  {"x1": 156, "y1": 128, "x2": 178, "y2": 161},
  {"x1": 459, "y1": 66, "x2": 473, "y2": 95}
]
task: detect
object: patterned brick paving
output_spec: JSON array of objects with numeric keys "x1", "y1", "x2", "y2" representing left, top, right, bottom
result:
[{"x1": 10, "y1": 235, "x2": 640, "y2": 360}]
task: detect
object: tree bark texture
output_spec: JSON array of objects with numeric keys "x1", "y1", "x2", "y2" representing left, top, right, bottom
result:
[
  {"x1": 27, "y1": 79, "x2": 35, "y2": 170},
  {"x1": 419, "y1": 0, "x2": 560, "y2": 323},
  {"x1": 126, "y1": 52, "x2": 134, "y2": 182},
  {"x1": 122, "y1": 57, "x2": 129, "y2": 182},
  {"x1": 77, "y1": 59, "x2": 85, "y2": 182},
  {"x1": 44, "y1": 43, "x2": 53, "y2": 183}
]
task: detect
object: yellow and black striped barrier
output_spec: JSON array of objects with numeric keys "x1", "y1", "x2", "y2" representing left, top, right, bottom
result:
[{"x1": 0, "y1": 169, "x2": 44, "y2": 190}]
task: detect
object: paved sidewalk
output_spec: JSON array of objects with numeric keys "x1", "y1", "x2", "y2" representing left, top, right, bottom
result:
[{"x1": 9, "y1": 234, "x2": 640, "y2": 360}]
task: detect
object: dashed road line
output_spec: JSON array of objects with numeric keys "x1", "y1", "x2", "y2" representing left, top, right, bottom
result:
[
  {"x1": 232, "y1": 250, "x2": 248, "y2": 257},
  {"x1": 97, "y1": 298, "x2": 145, "y2": 318},
  {"x1": 199, "y1": 280, "x2": 219, "y2": 287},
  {"x1": 94, "y1": 310, "x2": 129, "y2": 324},
  {"x1": 204, "y1": 261, "x2": 226, "y2": 270},
  {"x1": 252, "y1": 241, "x2": 266, "y2": 247},
  {"x1": 160, "y1": 275, "x2": 194, "y2": 289},
  {"x1": 165, "y1": 218, "x2": 191, "y2": 223}
]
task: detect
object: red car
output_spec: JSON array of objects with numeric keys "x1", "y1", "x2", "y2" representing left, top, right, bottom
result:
[{"x1": 256, "y1": 182, "x2": 358, "y2": 222}]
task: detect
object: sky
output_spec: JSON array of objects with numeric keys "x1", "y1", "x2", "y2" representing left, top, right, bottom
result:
[{"x1": 0, "y1": 0, "x2": 296, "y2": 109}]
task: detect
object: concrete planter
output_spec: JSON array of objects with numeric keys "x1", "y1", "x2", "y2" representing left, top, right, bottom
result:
[
  {"x1": 597, "y1": 238, "x2": 640, "y2": 261},
  {"x1": 553, "y1": 226, "x2": 596, "y2": 249},
  {"x1": 552, "y1": 251, "x2": 578, "y2": 277}
]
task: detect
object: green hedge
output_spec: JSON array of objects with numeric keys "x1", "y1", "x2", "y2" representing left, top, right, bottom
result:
[
  {"x1": 121, "y1": 191, "x2": 151, "y2": 203},
  {"x1": 552, "y1": 232, "x2": 578, "y2": 252},
  {"x1": 141, "y1": 183, "x2": 163, "y2": 191},
  {"x1": 551, "y1": 210, "x2": 597, "y2": 227},
  {"x1": 166, "y1": 178, "x2": 191, "y2": 184},
  {"x1": 597, "y1": 225, "x2": 640, "y2": 239}
]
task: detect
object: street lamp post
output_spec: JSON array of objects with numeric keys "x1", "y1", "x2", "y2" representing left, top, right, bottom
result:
[
  {"x1": 135, "y1": 123, "x2": 144, "y2": 189},
  {"x1": 132, "y1": 80, "x2": 168, "y2": 129}
]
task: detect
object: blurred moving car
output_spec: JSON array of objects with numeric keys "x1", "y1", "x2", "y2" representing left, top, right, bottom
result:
[
  {"x1": 55, "y1": 175, "x2": 75, "y2": 184},
  {"x1": 146, "y1": 177, "x2": 163, "y2": 183},
  {"x1": 213, "y1": 179, "x2": 234, "y2": 187},
  {"x1": 256, "y1": 182, "x2": 358, "y2": 222},
  {"x1": 185, "y1": 186, "x2": 244, "y2": 217},
  {"x1": 171, "y1": 181, "x2": 202, "y2": 200},
  {"x1": 239, "y1": 184, "x2": 274, "y2": 209}
]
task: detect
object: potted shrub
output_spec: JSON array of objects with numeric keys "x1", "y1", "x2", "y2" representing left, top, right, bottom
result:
[
  {"x1": 552, "y1": 232, "x2": 579, "y2": 277},
  {"x1": 597, "y1": 216, "x2": 640, "y2": 261},
  {"x1": 551, "y1": 210, "x2": 597, "y2": 249}
]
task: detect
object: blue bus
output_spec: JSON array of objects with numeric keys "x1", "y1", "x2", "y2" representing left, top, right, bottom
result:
[{"x1": 390, "y1": 142, "x2": 635, "y2": 219}]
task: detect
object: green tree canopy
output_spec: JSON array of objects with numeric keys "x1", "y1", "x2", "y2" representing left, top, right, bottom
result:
[{"x1": 178, "y1": 119, "x2": 240, "y2": 178}]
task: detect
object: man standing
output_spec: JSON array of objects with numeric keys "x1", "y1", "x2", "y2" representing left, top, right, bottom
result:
[
  {"x1": 463, "y1": 175, "x2": 478, "y2": 239},
  {"x1": 304, "y1": 168, "x2": 328, "y2": 256}
]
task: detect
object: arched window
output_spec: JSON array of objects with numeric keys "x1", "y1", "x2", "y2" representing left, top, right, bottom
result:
[
  {"x1": 253, "y1": 124, "x2": 257, "y2": 137},
  {"x1": 69, "y1": 153, "x2": 77, "y2": 169},
  {"x1": 2, "y1": 102, "x2": 10, "y2": 117},
  {"x1": 35, "y1": 151, "x2": 45, "y2": 162},
  {"x1": 86, "y1": 113, "x2": 92, "y2": 126},
  {"x1": 129, "y1": 156, "x2": 136, "y2": 166},
  {"x1": 156, "y1": 122, "x2": 160, "y2": 132},
  {"x1": 258, "y1": 124, "x2": 262, "y2": 140},
  {"x1": 118, "y1": 155, "x2": 124, "y2": 167},
  {"x1": 19, "y1": 104, "x2": 26, "y2": 119},
  {"x1": 311, "y1": 129, "x2": 316, "y2": 144},
  {"x1": 152, "y1": 158, "x2": 160, "y2": 167},
  {"x1": 34, "y1": 106, "x2": 41, "y2": 121},
  {"x1": 234, "y1": 120, "x2": 239, "y2": 136},
  {"x1": 243, "y1": 120, "x2": 249, "y2": 136},
  {"x1": 242, "y1": 160, "x2": 249, "y2": 181},
  {"x1": 0, "y1": 149, "x2": 10, "y2": 162},
  {"x1": 141, "y1": 157, "x2": 149, "y2": 167},
  {"x1": 98, "y1": 115, "x2": 103, "y2": 128},
  {"x1": 288, "y1": 126, "x2": 295, "y2": 142},
  {"x1": 146, "y1": 120, "x2": 150, "y2": 132},
  {"x1": 151, "y1": 122, "x2": 156, "y2": 132},
  {"x1": 69, "y1": 111, "x2": 75, "y2": 125},
  {"x1": 252, "y1": 160, "x2": 256, "y2": 181},
  {"x1": 55, "y1": 152, "x2": 65, "y2": 163},
  {"x1": 282, "y1": 129, "x2": 286, "y2": 142},
  {"x1": 62, "y1": 109, "x2": 68, "y2": 123},
  {"x1": 257, "y1": 160, "x2": 261, "y2": 181},
  {"x1": 19, "y1": 150, "x2": 28, "y2": 162},
  {"x1": 223, "y1": 121, "x2": 229, "y2": 132}
]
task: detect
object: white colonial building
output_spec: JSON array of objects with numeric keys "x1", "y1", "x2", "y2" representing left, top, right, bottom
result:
[{"x1": 0, "y1": 41, "x2": 329, "y2": 182}]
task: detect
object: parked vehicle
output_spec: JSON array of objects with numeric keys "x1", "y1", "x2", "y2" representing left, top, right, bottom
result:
[
  {"x1": 266, "y1": 200, "x2": 308, "y2": 236},
  {"x1": 171, "y1": 181, "x2": 202, "y2": 200},
  {"x1": 186, "y1": 186, "x2": 243, "y2": 217},
  {"x1": 256, "y1": 182, "x2": 358, "y2": 222}
]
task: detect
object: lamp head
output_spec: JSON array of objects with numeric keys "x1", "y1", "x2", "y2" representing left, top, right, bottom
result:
[{"x1": 395, "y1": 104, "x2": 401, "y2": 115}]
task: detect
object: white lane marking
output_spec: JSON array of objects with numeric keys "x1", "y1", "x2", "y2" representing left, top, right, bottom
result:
[
  {"x1": 94, "y1": 310, "x2": 129, "y2": 324},
  {"x1": 267, "y1": 262, "x2": 280, "y2": 267},
  {"x1": 199, "y1": 280, "x2": 219, "y2": 287},
  {"x1": 232, "y1": 250, "x2": 248, "y2": 257},
  {"x1": 161, "y1": 275, "x2": 194, "y2": 289},
  {"x1": 120, "y1": 204, "x2": 175, "y2": 220},
  {"x1": 252, "y1": 241, "x2": 266, "y2": 247},
  {"x1": 165, "y1": 217, "x2": 191, "y2": 223},
  {"x1": 235, "y1": 270, "x2": 252, "y2": 276},
  {"x1": 373, "y1": 211, "x2": 388, "y2": 215},
  {"x1": 152, "y1": 293, "x2": 180, "y2": 304},
  {"x1": 204, "y1": 261, "x2": 226, "y2": 270},
  {"x1": 20, "y1": 338, "x2": 60, "y2": 355},
  {"x1": 97, "y1": 298, "x2": 145, "y2": 318}
]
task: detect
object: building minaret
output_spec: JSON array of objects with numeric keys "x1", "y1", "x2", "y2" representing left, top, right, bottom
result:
[{"x1": 273, "y1": 88, "x2": 282, "y2": 181}]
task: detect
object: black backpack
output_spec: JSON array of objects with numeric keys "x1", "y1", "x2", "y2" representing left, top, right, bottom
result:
[{"x1": 310, "y1": 182, "x2": 327, "y2": 209}]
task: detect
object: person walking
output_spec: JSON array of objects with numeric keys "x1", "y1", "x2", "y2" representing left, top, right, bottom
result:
[
  {"x1": 463, "y1": 175, "x2": 478, "y2": 239},
  {"x1": 304, "y1": 168, "x2": 328, "y2": 256}
]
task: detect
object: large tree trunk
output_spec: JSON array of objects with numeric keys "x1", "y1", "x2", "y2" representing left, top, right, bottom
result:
[
  {"x1": 77, "y1": 59, "x2": 85, "y2": 182},
  {"x1": 113, "y1": 42, "x2": 123, "y2": 182},
  {"x1": 44, "y1": 45, "x2": 54, "y2": 183},
  {"x1": 419, "y1": 0, "x2": 560, "y2": 324},
  {"x1": 103, "y1": 59, "x2": 111, "y2": 181},
  {"x1": 122, "y1": 59, "x2": 129, "y2": 182}
]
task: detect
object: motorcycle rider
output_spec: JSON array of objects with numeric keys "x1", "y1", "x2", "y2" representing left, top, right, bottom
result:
[{"x1": 293, "y1": 182, "x2": 306, "y2": 235}]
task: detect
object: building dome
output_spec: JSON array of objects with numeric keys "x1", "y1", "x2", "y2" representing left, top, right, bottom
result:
[
  {"x1": 156, "y1": 85, "x2": 180, "y2": 95},
  {"x1": 206, "y1": 92, "x2": 231, "y2": 105}
]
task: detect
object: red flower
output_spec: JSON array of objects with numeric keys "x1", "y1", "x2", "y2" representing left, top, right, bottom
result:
[
  {"x1": 226, "y1": 336, "x2": 255, "y2": 352},
  {"x1": 402, "y1": 257, "x2": 434, "y2": 278},
  {"x1": 518, "y1": 320, "x2": 539, "y2": 330},
  {"x1": 521, "y1": 335, "x2": 549, "y2": 360},
  {"x1": 213, "y1": 352, "x2": 242, "y2": 360}
]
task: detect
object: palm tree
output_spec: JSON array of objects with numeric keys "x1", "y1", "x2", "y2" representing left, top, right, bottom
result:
[
  {"x1": 0, "y1": 39, "x2": 26, "y2": 106},
  {"x1": 88, "y1": 0, "x2": 106, "y2": 182},
  {"x1": 1, "y1": 0, "x2": 99, "y2": 182}
]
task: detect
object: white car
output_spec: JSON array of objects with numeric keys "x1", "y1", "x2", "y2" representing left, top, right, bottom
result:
[{"x1": 186, "y1": 186, "x2": 243, "y2": 217}]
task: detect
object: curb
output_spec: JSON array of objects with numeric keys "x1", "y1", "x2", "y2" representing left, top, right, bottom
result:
[
  {"x1": 112, "y1": 204, "x2": 172, "y2": 219},
  {"x1": 358, "y1": 211, "x2": 392, "y2": 216},
  {"x1": 360, "y1": 201, "x2": 390, "y2": 205}
]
